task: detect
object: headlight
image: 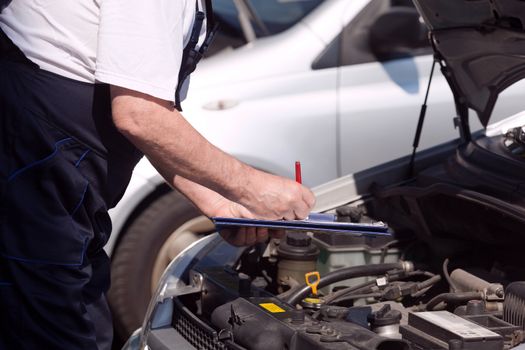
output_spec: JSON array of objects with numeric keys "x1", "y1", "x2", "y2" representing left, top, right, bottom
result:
[{"x1": 137, "y1": 234, "x2": 217, "y2": 349}]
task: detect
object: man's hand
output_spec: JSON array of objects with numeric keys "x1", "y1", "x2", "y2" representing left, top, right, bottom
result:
[
  {"x1": 173, "y1": 176, "x2": 285, "y2": 246},
  {"x1": 219, "y1": 227, "x2": 285, "y2": 247},
  {"x1": 202, "y1": 191, "x2": 285, "y2": 246},
  {"x1": 239, "y1": 171, "x2": 315, "y2": 220}
]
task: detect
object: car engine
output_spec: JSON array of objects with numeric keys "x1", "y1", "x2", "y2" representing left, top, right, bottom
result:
[
  {"x1": 141, "y1": 131, "x2": 525, "y2": 350},
  {"x1": 169, "y1": 235, "x2": 524, "y2": 350}
]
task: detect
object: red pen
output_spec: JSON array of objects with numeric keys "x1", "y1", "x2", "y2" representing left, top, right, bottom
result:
[{"x1": 295, "y1": 161, "x2": 302, "y2": 184}]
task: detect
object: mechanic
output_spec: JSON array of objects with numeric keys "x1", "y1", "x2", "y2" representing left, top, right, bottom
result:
[{"x1": 0, "y1": 0, "x2": 315, "y2": 348}]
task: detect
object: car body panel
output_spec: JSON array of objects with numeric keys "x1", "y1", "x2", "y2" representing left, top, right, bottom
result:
[{"x1": 105, "y1": 159, "x2": 163, "y2": 255}]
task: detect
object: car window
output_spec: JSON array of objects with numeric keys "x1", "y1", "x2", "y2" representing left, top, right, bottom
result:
[
  {"x1": 246, "y1": 0, "x2": 323, "y2": 35},
  {"x1": 313, "y1": 0, "x2": 432, "y2": 70},
  {"x1": 213, "y1": 0, "x2": 323, "y2": 37},
  {"x1": 208, "y1": 0, "x2": 323, "y2": 56}
]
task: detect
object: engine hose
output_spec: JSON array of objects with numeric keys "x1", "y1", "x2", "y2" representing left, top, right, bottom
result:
[
  {"x1": 324, "y1": 278, "x2": 379, "y2": 305},
  {"x1": 325, "y1": 270, "x2": 438, "y2": 305},
  {"x1": 416, "y1": 274, "x2": 442, "y2": 291},
  {"x1": 285, "y1": 261, "x2": 412, "y2": 306},
  {"x1": 426, "y1": 292, "x2": 483, "y2": 311}
]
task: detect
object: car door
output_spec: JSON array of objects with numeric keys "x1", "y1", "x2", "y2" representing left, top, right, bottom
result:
[
  {"x1": 184, "y1": 1, "x2": 342, "y2": 187},
  {"x1": 185, "y1": 33, "x2": 340, "y2": 186},
  {"x1": 331, "y1": 0, "x2": 457, "y2": 176}
]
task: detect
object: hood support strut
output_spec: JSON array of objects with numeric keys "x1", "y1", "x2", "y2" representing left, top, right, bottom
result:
[{"x1": 432, "y1": 36, "x2": 471, "y2": 144}]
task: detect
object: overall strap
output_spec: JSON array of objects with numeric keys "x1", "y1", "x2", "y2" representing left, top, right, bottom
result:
[
  {"x1": 204, "y1": 0, "x2": 216, "y2": 35},
  {"x1": 174, "y1": 0, "x2": 219, "y2": 111},
  {"x1": 199, "y1": 0, "x2": 219, "y2": 56},
  {"x1": 0, "y1": 0, "x2": 12, "y2": 12}
]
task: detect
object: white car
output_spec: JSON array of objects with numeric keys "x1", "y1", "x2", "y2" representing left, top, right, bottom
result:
[
  {"x1": 106, "y1": 0, "x2": 525, "y2": 341},
  {"x1": 122, "y1": 0, "x2": 525, "y2": 347}
]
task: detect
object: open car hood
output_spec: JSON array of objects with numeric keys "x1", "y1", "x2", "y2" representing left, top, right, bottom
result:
[{"x1": 413, "y1": 0, "x2": 525, "y2": 127}]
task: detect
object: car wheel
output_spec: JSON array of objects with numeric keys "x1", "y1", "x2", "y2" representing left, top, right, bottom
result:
[{"x1": 108, "y1": 190, "x2": 215, "y2": 343}]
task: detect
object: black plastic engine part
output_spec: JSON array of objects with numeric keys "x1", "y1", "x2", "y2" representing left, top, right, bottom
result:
[
  {"x1": 346, "y1": 306, "x2": 372, "y2": 328},
  {"x1": 426, "y1": 292, "x2": 483, "y2": 311},
  {"x1": 170, "y1": 298, "x2": 231, "y2": 350},
  {"x1": 211, "y1": 297, "x2": 410, "y2": 350},
  {"x1": 369, "y1": 304, "x2": 402, "y2": 327},
  {"x1": 277, "y1": 231, "x2": 319, "y2": 261},
  {"x1": 462, "y1": 314, "x2": 521, "y2": 348},
  {"x1": 335, "y1": 205, "x2": 367, "y2": 223},
  {"x1": 465, "y1": 300, "x2": 485, "y2": 316},
  {"x1": 400, "y1": 311, "x2": 504, "y2": 350},
  {"x1": 198, "y1": 266, "x2": 274, "y2": 319},
  {"x1": 453, "y1": 301, "x2": 522, "y2": 347},
  {"x1": 368, "y1": 304, "x2": 402, "y2": 338},
  {"x1": 372, "y1": 138, "x2": 525, "y2": 256}
]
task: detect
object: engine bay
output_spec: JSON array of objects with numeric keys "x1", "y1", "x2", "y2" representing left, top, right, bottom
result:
[
  {"x1": 167, "y1": 230, "x2": 525, "y2": 350},
  {"x1": 143, "y1": 132, "x2": 525, "y2": 350},
  {"x1": 128, "y1": 2, "x2": 525, "y2": 347}
]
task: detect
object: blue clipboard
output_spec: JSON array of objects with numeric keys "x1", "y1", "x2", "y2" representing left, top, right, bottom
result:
[{"x1": 211, "y1": 213, "x2": 391, "y2": 237}]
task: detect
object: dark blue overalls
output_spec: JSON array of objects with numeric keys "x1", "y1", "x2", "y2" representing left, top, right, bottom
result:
[
  {"x1": 0, "y1": 1, "x2": 216, "y2": 348},
  {"x1": 0, "y1": 29, "x2": 143, "y2": 349}
]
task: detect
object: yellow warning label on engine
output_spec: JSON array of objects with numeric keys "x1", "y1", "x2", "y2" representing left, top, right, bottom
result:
[{"x1": 259, "y1": 303, "x2": 285, "y2": 313}]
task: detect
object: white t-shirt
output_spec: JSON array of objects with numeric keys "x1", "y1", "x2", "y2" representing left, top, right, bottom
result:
[{"x1": 0, "y1": 0, "x2": 206, "y2": 102}]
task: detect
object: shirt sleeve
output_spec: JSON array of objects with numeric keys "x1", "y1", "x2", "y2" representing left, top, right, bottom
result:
[{"x1": 95, "y1": 0, "x2": 195, "y2": 102}]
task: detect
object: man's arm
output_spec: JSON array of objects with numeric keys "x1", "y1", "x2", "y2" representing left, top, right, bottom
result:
[{"x1": 110, "y1": 86, "x2": 315, "y2": 220}]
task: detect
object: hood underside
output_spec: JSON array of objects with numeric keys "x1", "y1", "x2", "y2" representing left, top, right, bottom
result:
[{"x1": 412, "y1": 0, "x2": 525, "y2": 127}]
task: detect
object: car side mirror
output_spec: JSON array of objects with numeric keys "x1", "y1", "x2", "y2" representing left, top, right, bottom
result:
[{"x1": 369, "y1": 7, "x2": 428, "y2": 61}]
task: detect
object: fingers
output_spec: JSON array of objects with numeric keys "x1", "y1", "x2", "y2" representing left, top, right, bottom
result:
[
  {"x1": 203, "y1": 166, "x2": 312, "y2": 222},
  {"x1": 269, "y1": 229, "x2": 285, "y2": 240},
  {"x1": 282, "y1": 209, "x2": 296, "y2": 221},
  {"x1": 301, "y1": 185, "x2": 316, "y2": 209},
  {"x1": 240, "y1": 171, "x2": 316, "y2": 220},
  {"x1": 297, "y1": 184, "x2": 316, "y2": 218},
  {"x1": 264, "y1": 181, "x2": 315, "y2": 220},
  {"x1": 219, "y1": 227, "x2": 271, "y2": 247},
  {"x1": 256, "y1": 228, "x2": 269, "y2": 243},
  {"x1": 244, "y1": 227, "x2": 258, "y2": 246},
  {"x1": 287, "y1": 183, "x2": 315, "y2": 220},
  {"x1": 219, "y1": 228, "x2": 250, "y2": 247}
]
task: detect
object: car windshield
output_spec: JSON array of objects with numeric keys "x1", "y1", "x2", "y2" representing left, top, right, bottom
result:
[{"x1": 213, "y1": 0, "x2": 324, "y2": 37}]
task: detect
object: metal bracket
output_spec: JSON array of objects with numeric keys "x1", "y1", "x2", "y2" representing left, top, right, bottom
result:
[{"x1": 159, "y1": 270, "x2": 204, "y2": 301}]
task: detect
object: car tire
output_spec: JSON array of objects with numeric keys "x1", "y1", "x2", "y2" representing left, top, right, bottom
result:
[{"x1": 108, "y1": 190, "x2": 214, "y2": 344}]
